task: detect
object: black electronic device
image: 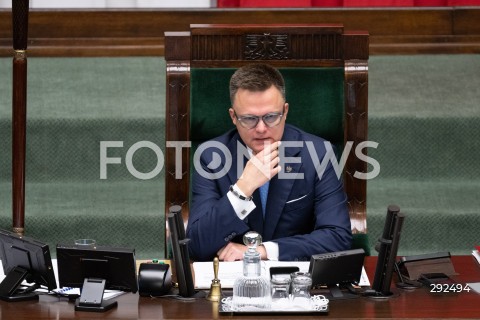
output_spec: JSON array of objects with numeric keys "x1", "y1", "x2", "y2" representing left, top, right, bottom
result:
[
  {"x1": 0, "y1": 229, "x2": 57, "y2": 301},
  {"x1": 399, "y1": 251, "x2": 451, "y2": 264},
  {"x1": 418, "y1": 272, "x2": 456, "y2": 286},
  {"x1": 269, "y1": 266, "x2": 299, "y2": 279},
  {"x1": 366, "y1": 205, "x2": 406, "y2": 299},
  {"x1": 167, "y1": 205, "x2": 201, "y2": 298},
  {"x1": 138, "y1": 262, "x2": 172, "y2": 296},
  {"x1": 309, "y1": 248, "x2": 365, "y2": 299},
  {"x1": 56, "y1": 244, "x2": 137, "y2": 312},
  {"x1": 395, "y1": 251, "x2": 455, "y2": 289}
]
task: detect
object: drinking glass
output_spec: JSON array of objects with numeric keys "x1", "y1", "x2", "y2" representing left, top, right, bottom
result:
[
  {"x1": 291, "y1": 271, "x2": 312, "y2": 309},
  {"x1": 270, "y1": 275, "x2": 291, "y2": 301}
]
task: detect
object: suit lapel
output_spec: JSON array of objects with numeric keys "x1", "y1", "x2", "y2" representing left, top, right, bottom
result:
[
  {"x1": 226, "y1": 133, "x2": 241, "y2": 185},
  {"x1": 263, "y1": 162, "x2": 303, "y2": 241},
  {"x1": 263, "y1": 126, "x2": 304, "y2": 241}
]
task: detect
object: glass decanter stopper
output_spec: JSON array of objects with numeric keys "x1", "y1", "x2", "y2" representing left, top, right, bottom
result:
[{"x1": 232, "y1": 231, "x2": 271, "y2": 310}]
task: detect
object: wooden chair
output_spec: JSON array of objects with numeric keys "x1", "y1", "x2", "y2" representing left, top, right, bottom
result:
[{"x1": 164, "y1": 24, "x2": 369, "y2": 257}]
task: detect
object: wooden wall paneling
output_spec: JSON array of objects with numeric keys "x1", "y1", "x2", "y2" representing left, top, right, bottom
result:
[{"x1": 0, "y1": 8, "x2": 479, "y2": 55}]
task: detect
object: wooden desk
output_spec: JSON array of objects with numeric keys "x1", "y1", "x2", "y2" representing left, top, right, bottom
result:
[{"x1": 1, "y1": 256, "x2": 479, "y2": 319}]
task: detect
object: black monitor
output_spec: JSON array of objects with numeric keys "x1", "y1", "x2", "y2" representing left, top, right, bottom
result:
[
  {"x1": 366, "y1": 204, "x2": 406, "y2": 299},
  {"x1": 309, "y1": 248, "x2": 365, "y2": 299},
  {"x1": 0, "y1": 229, "x2": 57, "y2": 301},
  {"x1": 56, "y1": 244, "x2": 138, "y2": 312}
]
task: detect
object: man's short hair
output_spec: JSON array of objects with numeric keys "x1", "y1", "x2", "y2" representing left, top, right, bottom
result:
[{"x1": 229, "y1": 64, "x2": 286, "y2": 104}]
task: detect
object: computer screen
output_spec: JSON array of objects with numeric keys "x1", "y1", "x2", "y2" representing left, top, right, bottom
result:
[
  {"x1": 0, "y1": 229, "x2": 57, "y2": 301},
  {"x1": 309, "y1": 248, "x2": 365, "y2": 286},
  {"x1": 56, "y1": 244, "x2": 138, "y2": 292},
  {"x1": 309, "y1": 248, "x2": 365, "y2": 299},
  {"x1": 56, "y1": 243, "x2": 138, "y2": 312}
]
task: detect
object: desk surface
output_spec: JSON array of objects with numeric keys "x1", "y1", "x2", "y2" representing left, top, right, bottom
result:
[{"x1": 1, "y1": 256, "x2": 479, "y2": 319}]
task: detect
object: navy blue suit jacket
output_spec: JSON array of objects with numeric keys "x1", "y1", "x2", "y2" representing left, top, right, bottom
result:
[{"x1": 186, "y1": 124, "x2": 352, "y2": 261}]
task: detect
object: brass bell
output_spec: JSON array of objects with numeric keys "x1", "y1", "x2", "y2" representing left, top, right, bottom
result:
[{"x1": 206, "y1": 257, "x2": 223, "y2": 302}]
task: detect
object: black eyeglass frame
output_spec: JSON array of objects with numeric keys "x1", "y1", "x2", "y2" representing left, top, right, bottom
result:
[{"x1": 233, "y1": 106, "x2": 286, "y2": 129}]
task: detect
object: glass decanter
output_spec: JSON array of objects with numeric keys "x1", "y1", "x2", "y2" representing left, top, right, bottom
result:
[{"x1": 232, "y1": 231, "x2": 271, "y2": 310}]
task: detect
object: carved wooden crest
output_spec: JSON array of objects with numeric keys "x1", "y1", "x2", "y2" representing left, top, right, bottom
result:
[{"x1": 245, "y1": 33, "x2": 289, "y2": 60}]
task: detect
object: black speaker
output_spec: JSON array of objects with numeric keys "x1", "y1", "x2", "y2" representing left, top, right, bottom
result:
[{"x1": 138, "y1": 263, "x2": 172, "y2": 297}]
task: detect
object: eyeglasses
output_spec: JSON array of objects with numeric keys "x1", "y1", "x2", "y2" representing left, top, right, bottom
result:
[{"x1": 233, "y1": 108, "x2": 285, "y2": 129}]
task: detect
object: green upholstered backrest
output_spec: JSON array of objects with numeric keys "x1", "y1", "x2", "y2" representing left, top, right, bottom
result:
[
  {"x1": 190, "y1": 68, "x2": 344, "y2": 151},
  {"x1": 352, "y1": 234, "x2": 371, "y2": 256}
]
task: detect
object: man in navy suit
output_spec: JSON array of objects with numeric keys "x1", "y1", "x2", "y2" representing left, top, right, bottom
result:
[{"x1": 186, "y1": 64, "x2": 352, "y2": 262}]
